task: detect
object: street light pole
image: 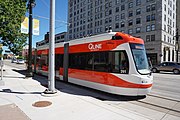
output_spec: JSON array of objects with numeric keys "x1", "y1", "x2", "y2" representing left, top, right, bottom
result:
[
  {"x1": 26, "y1": 0, "x2": 35, "y2": 77},
  {"x1": 42, "y1": 0, "x2": 57, "y2": 96},
  {"x1": 48, "y1": 0, "x2": 56, "y2": 93}
]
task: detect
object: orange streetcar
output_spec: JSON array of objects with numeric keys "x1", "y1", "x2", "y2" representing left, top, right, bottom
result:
[{"x1": 33, "y1": 32, "x2": 153, "y2": 96}]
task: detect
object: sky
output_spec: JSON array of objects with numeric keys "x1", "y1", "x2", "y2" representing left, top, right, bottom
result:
[{"x1": 32, "y1": 0, "x2": 68, "y2": 47}]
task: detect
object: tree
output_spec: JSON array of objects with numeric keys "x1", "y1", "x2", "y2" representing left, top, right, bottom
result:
[{"x1": 0, "y1": 0, "x2": 27, "y2": 55}]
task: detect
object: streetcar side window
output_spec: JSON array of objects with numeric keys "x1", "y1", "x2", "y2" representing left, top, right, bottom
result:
[
  {"x1": 37, "y1": 54, "x2": 48, "y2": 70},
  {"x1": 109, "y1": 51, "x2": 129, "y2": 74},
  {"x1": 69, "y1": 53, "x2": 91, "y2": 70},
  {"x1": 69, "y1": 51, "x2": 129, "y2": 74},
  {"x1": 86, "y1": 53, "x2": 93, "y2": 70},
  {"x1": 55, "y1": 54, "x2": 63, "y2": 70},
  {"x1": 94, "y1": 52, "x2": 108, "y2": 72}
]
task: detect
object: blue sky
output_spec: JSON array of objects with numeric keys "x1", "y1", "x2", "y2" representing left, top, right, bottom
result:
[
  {"x1": 2, "y1": 0, "x2": 68, "y2": 54},
  {"x1": 32, "y1": 0, "x2": 68, "y2": 47}
]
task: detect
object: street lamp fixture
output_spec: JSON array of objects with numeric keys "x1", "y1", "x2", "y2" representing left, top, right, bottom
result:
[
  {"x1": 27, "y1": 0, "x2": 36, "y2": 8},
  {"x1": 26, "y1": 0, "x2": 36, "y2": 77}
]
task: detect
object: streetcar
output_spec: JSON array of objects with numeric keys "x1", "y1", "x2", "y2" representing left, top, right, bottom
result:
[{"x1": 33, "y1": 32, "x2": 153, "y2": 96}]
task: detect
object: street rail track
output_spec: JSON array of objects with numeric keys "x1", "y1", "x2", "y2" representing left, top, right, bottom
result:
[
  {"x1": 148, "y1": 94, "x2": 180, "y2": 103},
  {"x1": 126, "y1": 94, "x2": 180, "y2": 117},
  {"x1": 135, "y1": 100, "x2": 180, "y2": 113}
]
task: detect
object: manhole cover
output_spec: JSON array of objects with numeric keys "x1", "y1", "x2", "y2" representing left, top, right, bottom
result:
[{"x1": 32, "y1": 101, "x2": 52, "y2": 107}]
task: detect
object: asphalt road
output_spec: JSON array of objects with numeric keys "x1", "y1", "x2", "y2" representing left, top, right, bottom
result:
[{"x1": 151, "y1": 72, "x2": 180, "y2": 101}]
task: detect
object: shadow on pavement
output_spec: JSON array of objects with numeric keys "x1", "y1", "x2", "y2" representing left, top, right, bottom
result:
[
  {"x1": 12, "y1": 69, "x2": 146, "y2": 102},
  {"x1": 0, "y1": 89, "x2": 42, "y2": 94},
  {"x1": 3, "y1": 76, "x2": 25, "y2": 79},
  {"x1": 12, "y1": 69, "x2": 27, "y2": 76},
  {"x1": 34, "y1": 74, "x2": 146, "y2": 102}
]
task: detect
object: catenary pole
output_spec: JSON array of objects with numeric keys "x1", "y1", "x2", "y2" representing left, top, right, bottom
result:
[{"x1": 48, "y1": 0, "x2": 56, "y2": 93}]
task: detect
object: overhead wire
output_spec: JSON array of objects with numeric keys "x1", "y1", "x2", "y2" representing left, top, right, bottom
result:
[{"x1": 39, "y1": 0, "x2": 70, "y2": 26}]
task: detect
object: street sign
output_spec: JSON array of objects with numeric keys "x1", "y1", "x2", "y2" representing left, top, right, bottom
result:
[
  {"x1": 21, "y1": 17, "x2": 40, "y2": 35},
  {"x1": 33, "y1": 19, "x2": 40, "y2": 35},
  {"x1": 0, "y1": 44, "x2": 3, "y2": 49},
  {"x1": 21, "y1": 17, "x2": 29, "y2": 34}
]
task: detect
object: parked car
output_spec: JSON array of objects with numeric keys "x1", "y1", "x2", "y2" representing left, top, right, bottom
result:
[
  {"x1": 17, "y1": 59, "x2": 25, "y2": 64},
  {"x1": 11, "y1": 58, "x2": 17, "y2": 63},
  {"x1": 151, "y1": 62, "x2": 180, "y2": 74}
]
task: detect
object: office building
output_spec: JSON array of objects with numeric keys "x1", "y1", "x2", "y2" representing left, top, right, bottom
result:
[
  {"x1": 67, "y1": 0, "x2": 177, "y2": 65},
  {"x1": 36, "y1": 32, "x2": 67, "y2": 47}
]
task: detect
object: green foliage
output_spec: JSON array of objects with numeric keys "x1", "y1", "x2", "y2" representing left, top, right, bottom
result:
[
  {"x1": 0, "y1": 0, "x2": 27, "y2": 55},
  {"x1": 17, "y1": 56, "x2": 24, "y2": 59}
]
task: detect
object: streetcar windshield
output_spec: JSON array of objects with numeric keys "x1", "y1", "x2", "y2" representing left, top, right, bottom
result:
[{"x1": 130, "y1": 43, "x2": 150, "y2": 74}]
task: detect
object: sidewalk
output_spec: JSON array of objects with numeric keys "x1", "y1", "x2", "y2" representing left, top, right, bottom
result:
[{"x1": 0, "y1": 64, "x2": 152, "y2": 120}]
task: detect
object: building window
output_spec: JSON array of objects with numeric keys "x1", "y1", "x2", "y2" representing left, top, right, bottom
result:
[
  {"x1": 146, "y1": 25, "x2": 151, "y2": 32},
  {"x1": 136, "y1": 0, "x2": 141, "y2": 6},
  {"x1": 151, "y1": 4, "x2": 156, "y2": 11},
  {"x1": 146, "y1": 15, "x2": 151, "y2": 22},
  {"x1": 121, "y1": 22, "x2": 125, "y2": 27},
  {"x1": 115, "y1": 0, "x2": 120, "y2": 4},
  {"x1": 109, "y1": 17, "x2": 112, "y2": 22},
  {"x1": 116, "y1": 7, "x2": 119, "y2": 12},
  {"x1": 164, "y1": 4, "x2": 166, "y2": 11},
  {"x1": 128, "y1": 11, "x2": 133, "y2": 17},
  {"x1": 164, "y1": 14, "x2": 166, "y2": 21},
  {"x1": 121, "y1": 13, "x2": 125, "y2": 19},
  {"x1": 105, "y1": 11, "x2": 109, "y2": 16},
  {"x1": 129, "y1": 2, "x2": 133, "y2": 8},
  {"x1": 109, "y1": 1, "x2": 112, "y2": 7},
  {"x1": 128, "y1": 20, "x2": 133, "y2": 26},
  {"x1": 115, "y1": 23, "x2": 119, "y2": 29},
  {"x1": 164, "y1": 24, "x2": 166, "y2": 31},
  {"x1": 105, "y1": 18, "x2": 108, "y2": 23},
  {"x1": 164, "y1": 35, "x2": 166, "y2": 41},
  {"x1": 136, "y1": 27, "x2": 141, "y2": 33},
  {"x1": 146, "y1": 35, "x2": 150, "y2": 42},
  {"x1": 151, "y1": 24, "x2": 155, "y2": 31},
  {"x1": 151, "y1": 14, "x2": 155, "y2": 21},
  {"x1": 115, "y1": 15, "x2": 119, "y2": 21},
  {"x1": 136, "y1": 8, "x2": 141, "y2": 15},
  {"x1": 109, "y1": 9, "x2": 112, "y2": 15},
  {"x1": 146, "y1": 5, "x2": 151, "y2": 12},
  {"x1": 121, "y1": 4, "x2": 125, "y2": 11},
  {"x1": 128, "y1": 29, "x2": 133, "y2": 34},
  {"x1": 136, "y1": 18, "x2": 141, "y2": 24},
  {"x1": 151, "y1": 35, "x2": 155, "y2": 41}
]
